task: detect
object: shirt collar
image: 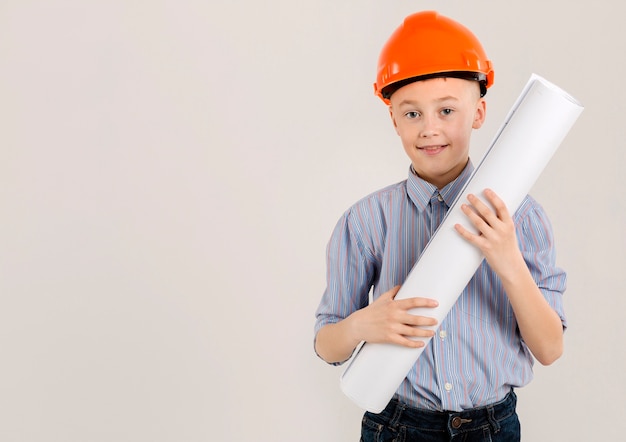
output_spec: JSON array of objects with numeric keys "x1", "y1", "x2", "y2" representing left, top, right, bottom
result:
[{"x1": 406, "y1": 160, "x2": 475, "y2": 212}]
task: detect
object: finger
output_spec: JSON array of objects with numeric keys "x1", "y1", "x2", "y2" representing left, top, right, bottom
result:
[
  {"x1": 466, "y1": 194, "x2": 499, "y2": 227},
  {"x1": 394, "y1": 335, "x2": 428, "y2": 348},
  {"x1": 389, "y1": 285, "x2": 402, "y2": 299},
  {"x1": 379, "y1": 285, "x2": 401, "y2": 301},
  {"x1": 484, "y1": 188, "x2": 510, "y2": 220},
  {"x1": 391, "y1": 327, "x2": 435, "y2": 348},
  {"x1": 395, "y1": 296, "x2": 439, "y2": 309},
  {"x1": 402, "y1": 313, "x2": 438, "y2": 327},
  {"x1": 401, "y1": 323, "x2": 437, "y2": 339},
  {"x1": 455, "y1": 221, "x2": 487, "y2": 249},
  {"x1": 461, "y1": 201, "x2": 490, "y2": 233}
]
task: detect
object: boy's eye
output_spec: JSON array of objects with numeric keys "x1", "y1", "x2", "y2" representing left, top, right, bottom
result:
[
  {"x1": 405, "y1": 111, "x2": 420, "y2": 119},
  {"x1": 441, "y1": 108, "x2": 453, "y2": 116}
]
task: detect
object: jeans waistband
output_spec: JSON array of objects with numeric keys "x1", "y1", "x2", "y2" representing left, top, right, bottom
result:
[{"x1": 374, "y1": 390, "x2": 517, "y2": 436}]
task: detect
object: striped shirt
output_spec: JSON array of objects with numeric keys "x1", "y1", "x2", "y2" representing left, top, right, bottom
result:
[{"x1": 314, "y1": 162, "x2": 567, "y2": 412}]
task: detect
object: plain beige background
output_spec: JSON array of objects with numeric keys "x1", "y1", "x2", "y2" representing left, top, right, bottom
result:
[{"x1": 0, "y1": 1, "x2": 623, "y2": 441}]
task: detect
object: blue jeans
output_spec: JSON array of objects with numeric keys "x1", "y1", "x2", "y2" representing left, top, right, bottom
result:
[{"x1": 361, "y1": 390, "x2": 520, "y2": 441}]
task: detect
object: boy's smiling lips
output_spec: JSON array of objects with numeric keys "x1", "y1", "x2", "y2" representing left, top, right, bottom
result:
[{"x1": 417, "y1": 144, "x2": 448, "y2": 155}]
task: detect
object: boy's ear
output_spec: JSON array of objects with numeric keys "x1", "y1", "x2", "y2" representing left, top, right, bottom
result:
[
  {"x1": 389, "y1": 106, "x2": 400, "y2": 134},
  {"x1": 472, "y1": 98, "x2": 487, "y2": 129}
]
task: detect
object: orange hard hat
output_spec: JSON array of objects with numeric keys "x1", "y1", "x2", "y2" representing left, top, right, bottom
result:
[{"x1": 374, "y1": 11, "x2": 494, "y2": 104}]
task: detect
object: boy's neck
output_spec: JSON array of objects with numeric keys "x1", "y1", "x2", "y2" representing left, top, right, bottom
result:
[{"x1": 410, "y1": 158, "x2": 471, "y2": 190}]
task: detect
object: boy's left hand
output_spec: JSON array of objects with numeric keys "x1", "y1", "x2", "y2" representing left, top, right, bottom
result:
[{"x1": 454, "y1": 188, "x2": 524, "y2": 280}]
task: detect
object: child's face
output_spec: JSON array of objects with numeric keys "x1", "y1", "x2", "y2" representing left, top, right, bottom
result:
[{"x1": 389, "y1": 77, "x2": 486, "y2": 189}]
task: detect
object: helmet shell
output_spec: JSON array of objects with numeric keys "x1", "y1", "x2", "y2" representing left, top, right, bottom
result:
[{"x1": 374, "y1": 11, "x2": 494, "y2": 103}]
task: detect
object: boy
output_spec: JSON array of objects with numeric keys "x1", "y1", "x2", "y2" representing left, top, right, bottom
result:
[{"x1": 314, "y1": 11, "x2": 566, "y2": 441}]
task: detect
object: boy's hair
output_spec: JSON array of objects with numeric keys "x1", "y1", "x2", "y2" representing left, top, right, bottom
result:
[
  {"x1": 381, "y1": 71, "x2": 488, "y2": 100},
  {"x1": 374, "y1": 11, "x2": 494, "y2": 104}
]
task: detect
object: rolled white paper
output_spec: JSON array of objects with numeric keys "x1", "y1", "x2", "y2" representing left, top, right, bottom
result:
[{"x1": 339, "y1": 74, "x2": 584, "y2": 413}]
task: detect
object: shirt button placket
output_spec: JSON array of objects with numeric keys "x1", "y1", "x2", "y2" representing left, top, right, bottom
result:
[{"x1": 434, "y1": 320, "x2": 452, "y2": 402}]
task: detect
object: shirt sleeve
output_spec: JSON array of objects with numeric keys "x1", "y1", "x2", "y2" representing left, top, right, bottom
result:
[
  {"x1": 516, "y1": 199, "x2": 568, "y2": 329},
  {"x1": 313, "y1": 208, "x2": 377, "y2": 364}
]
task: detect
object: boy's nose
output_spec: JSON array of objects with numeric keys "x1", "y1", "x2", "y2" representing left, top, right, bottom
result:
[
  {"x1": 419, "y1": 115, "x2": 439, "y2": 137},
  {"x1": 420, "y1": 128, "x2": 437, "y2": 138}
]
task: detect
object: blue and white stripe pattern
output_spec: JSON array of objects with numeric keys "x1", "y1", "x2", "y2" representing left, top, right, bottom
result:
[{"x1": 314, "y1": 162, "x2": 567, "y2": 412}]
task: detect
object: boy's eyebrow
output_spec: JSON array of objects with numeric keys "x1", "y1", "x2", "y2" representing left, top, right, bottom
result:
[{"x1": 397, "y1": 96, "x2": 460, "y2": 107}]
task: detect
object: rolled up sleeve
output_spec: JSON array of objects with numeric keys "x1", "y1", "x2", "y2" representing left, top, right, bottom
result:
[
  {"x1": 314, "y1": 209, "x2": 376, "y2": 364},
  {"x1": 516, "y1": 201, "x2": 568, "y2": 329}
]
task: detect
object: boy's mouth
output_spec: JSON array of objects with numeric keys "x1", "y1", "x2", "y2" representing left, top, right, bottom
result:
[{"x1": 418, "y1": 144, "x2": 447, "y2": 155}]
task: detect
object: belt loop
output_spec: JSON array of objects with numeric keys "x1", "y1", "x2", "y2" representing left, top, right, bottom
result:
[
  {"x1": 389, "y1": 400, "x2": 405, "y2": 430},
  {"x1": 487, "y1": 404, "x2": 500, "y2": 434}
]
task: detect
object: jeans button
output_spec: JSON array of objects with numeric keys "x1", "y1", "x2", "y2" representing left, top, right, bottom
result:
[{"x1": 451, "y1": 417, "x2": 462, "y2": 429}]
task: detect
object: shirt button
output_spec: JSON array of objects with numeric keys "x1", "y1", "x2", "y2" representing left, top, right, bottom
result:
[
  {"x1": 437, "y1": 194, "x2": 444, "y2": 202},
  {"x1": 439, "y1": 330, "x2": 447, "y2": 340},
  {"x1": 444, "y1": 383, "x2": 453, "y2": 392}
]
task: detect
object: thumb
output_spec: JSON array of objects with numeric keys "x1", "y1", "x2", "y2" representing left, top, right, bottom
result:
[{"x1": 382, "y1": 285, "x2": 402, "y2": 300}]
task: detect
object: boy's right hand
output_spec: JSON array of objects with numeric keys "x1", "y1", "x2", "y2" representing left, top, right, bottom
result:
[{"x1": 350, "y1": 285, "x2": 439, "y2": 348}]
